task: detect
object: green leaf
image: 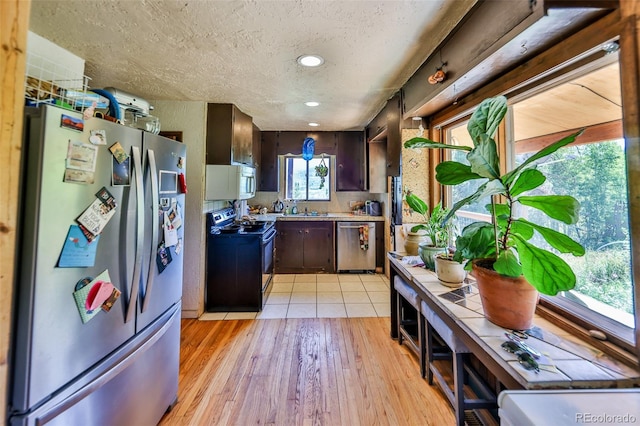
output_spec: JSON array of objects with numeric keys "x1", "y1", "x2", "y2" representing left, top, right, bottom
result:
[
  {"x1": 509, "y1": 168, "x2": 546, "y2": 197},
  {"x1": 404, "y1": 137, "x2": 472, "y2": 151},
  {"x1": 443, "y1": 179, "x2": 506, "y2": 223},
  {"x1": 405, "y1": 192, "x2": 428, "y2": 216},
  {"x1": 513, "y1": 235, "x2": 576, "y2": 295},
  {"x1": 493, "y1": 249, "x2": 522, "y2": 277},
  {"x1": 485, "y1": 203, "x2": 510, "y2": 229},
  {"x1": 467, "y1": 136, "x2": 500, "y2": 179},
  {"x1": 503, "y1": 130, "x2": 584, "y2": 185},
  {"x1": 410, "y1": 224, "x2": 427, "y2": 233},
  {"x1": 486, "y1": 203, "x2": 509, "y2": 217},
  {"x1": 514, "y1": 218, "x2": 585, "y2": 256},
  {"x1": 454, "y1": 222, "x2": 496, "y2": 261},
  {"x1": 467, "y1": 96, "x2": 508, "y2": 145},
  {"x1": 517, "y1": 195, "x2": 580, "y2": 225},
  {"x1": 509, "y1": 220, "x2": 535, "y2": 240},
  {"x1": 435, "y1": 161, "x2": 484, "y2": 185}
]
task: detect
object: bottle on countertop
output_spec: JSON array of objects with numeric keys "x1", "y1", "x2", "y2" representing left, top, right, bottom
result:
[{"x1": 291, "y1": 200, "x2": 298, "y2": 215}]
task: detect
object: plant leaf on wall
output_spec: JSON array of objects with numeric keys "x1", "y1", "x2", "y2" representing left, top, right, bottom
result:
[
  {"x1": 435, "y1": 161, "x2": 484, "y2": 185},
  {"x1": 404, "y1": 138, "x2": 472, "y2": 151},
  {"x1": 405, "y1": 191, "x2": 429, "y2": 216}
]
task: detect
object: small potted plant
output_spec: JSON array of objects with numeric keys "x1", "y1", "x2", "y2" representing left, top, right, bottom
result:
[
  {"x1": 406, "y1": 191, "x2": 466, "y2": 285},
  {"x1": 405, "y1": 191, "x2": 453, "y2": 271},
  {"x1": 434, "y1": 249, "x2": 468, "y2": 288},
  {"x1": 404, "y1": 95, "x2": 585, "y2": 330}
]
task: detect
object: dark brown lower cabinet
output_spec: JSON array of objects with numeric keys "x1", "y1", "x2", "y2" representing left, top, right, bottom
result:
[{"x1": 275, "y1": 221, "x2": 335, "y2": 273}]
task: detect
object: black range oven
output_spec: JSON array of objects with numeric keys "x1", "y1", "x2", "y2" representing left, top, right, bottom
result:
[{"x1": 205, "y1": 208, "x2": 276, "y2": 312}]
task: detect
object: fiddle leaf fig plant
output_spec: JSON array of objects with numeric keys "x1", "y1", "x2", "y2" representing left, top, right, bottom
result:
[
  {"x1": 404, "y1": 95, "x2": 585, "y2": 296},
  {"x1": 405, "y1": 191, "x2": 453, "y2": 248}
]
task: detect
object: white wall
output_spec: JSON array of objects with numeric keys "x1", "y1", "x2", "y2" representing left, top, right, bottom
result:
[{"x1": 152, "y1": 101, "x2": 208, "y2": 318}]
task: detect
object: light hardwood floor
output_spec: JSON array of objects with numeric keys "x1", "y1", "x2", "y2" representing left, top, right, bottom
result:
[{"x1": 159, "y1": 317, "x2": 455, "y2": 425}]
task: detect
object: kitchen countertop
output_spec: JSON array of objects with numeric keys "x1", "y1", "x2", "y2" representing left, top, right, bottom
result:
[{"x1": 253, "y1": 213, "x2": 385, "y2": 222}]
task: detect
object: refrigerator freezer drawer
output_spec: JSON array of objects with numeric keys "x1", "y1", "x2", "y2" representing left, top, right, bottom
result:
[{"x1": 9, "y1": 304, "x2": 181, "y2": 426}]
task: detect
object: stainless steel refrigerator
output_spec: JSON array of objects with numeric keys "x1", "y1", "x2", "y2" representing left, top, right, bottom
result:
[{"x1": 9, "y1": 104, "x2": 187, "y2": 425}]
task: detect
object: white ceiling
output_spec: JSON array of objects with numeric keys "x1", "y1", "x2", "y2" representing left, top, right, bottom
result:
[{"x1": 28, "y1": 0, "x2": 477, "y2": 131}]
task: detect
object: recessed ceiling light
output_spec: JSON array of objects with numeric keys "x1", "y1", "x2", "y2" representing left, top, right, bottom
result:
[
  {"x1": 305, "y1": 101, "x2": 320, "y2": 107},
  {"x1": 308, "y1": 122, "x2": 319, "y2": 127},
  {"x1": 297, "y1": 55, "x2": 324, "y2": 67}
]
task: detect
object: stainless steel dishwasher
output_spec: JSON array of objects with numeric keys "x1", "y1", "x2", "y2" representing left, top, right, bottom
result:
[{"x1": 337, "y1": 222, "x2": 376, "y2": 272}]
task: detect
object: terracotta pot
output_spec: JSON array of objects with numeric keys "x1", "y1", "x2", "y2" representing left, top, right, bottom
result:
[
  {"x1": 418, "y1": 244, "x2": 446, "y2": 271},
  {"x1": 434, "y1": 255, "x2": 467, "y2": 287},
  {"x1": 472, "y1": 260, "x2": 538, "y2": 330}
]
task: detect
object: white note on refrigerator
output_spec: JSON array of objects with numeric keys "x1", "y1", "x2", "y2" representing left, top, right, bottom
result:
[
  {"x1": 66, "y1": 140, "x2": 98, "y2": 172},
  {"x1": 76, "y1": 199, "x2": 116, "y2": 236},
  {"x1": 163, "y1": 212, "x2": 178, "y2": 247}
]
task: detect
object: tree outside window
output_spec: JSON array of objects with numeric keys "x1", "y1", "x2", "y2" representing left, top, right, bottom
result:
[{"x1": 285, "y1": 156, "x2": 330, "y2": 201}]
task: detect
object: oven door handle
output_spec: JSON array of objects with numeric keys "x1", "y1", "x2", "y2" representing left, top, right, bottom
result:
[{"x1": 262, "y1": 227, "x2": 277, "y2": 244}]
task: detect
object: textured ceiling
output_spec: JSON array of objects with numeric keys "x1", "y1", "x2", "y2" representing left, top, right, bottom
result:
[{"x1": 28, "y1": 0, "x2": 477, "y2": 131}]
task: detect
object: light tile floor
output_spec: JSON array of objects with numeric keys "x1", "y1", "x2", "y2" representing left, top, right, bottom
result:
[{"x1": 199, "y1": 273, "x2": 391, "y2": 320}]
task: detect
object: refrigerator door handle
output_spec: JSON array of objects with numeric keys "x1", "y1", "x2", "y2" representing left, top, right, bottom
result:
[
  {"x1": 141, "y1": 149, "x2": 159, "y2": 313},
  {"x1": 126, "y1": 146, "x2": 144, "y2": 323}
]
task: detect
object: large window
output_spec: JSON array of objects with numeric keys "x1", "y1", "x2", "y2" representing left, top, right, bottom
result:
[
  {"x1": 511, "y1": 59, "x2": 634, "y2": 337},
  {"x1": 284, "y1": 155, "x2": 330, "y2": 201}
]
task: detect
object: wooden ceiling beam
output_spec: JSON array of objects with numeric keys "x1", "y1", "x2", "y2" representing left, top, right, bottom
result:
[{"x1": 514, "y1": 119, "x2": 622, "y2": 153}]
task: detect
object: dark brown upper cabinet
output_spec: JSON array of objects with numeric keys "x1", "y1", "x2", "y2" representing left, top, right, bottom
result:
[
  {"x1": 258, "y1": 130, "x2": 365, "y2": 192},
  {"x1": 276, "y1": 131, "x2": 307, "y2": 155},
  {"x1": 336, "y1": 131, "x2": 366, "y2": 191},
  {"x1": 260, "y1": 131, "x2": 279, "y2": 192},
  {"x1": 252, "y1": 123, "x2": 261, "y2": 190},
  {"x1": 366, "y1": 92, "x2": 402, "y2": 177},
  {"x1": 206, "y1": 103, "x2": 254, "y2": 166}
]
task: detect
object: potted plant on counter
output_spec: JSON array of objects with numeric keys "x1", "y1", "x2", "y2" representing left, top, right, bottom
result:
[
  {"x1": 406, "y1": 191, "x2": 466, "y2": 286},
  {"x1": 405, "y1": 191, "x2": 453, "y2": 271},
  {"x1": 404, "y1": 95, "x2": 585, "y2": 330},
  {"x1": 434, "y1": 251, "x2": 468, "y2": 288}
]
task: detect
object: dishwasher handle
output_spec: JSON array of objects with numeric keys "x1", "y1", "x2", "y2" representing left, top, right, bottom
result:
[{"x1": 338, "y1": 224, "x2": 375, "y2": 229}]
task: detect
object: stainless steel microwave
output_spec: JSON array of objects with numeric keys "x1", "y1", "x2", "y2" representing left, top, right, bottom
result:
[{"x1": 205, "y1": 165, "x2": 256, "y2": 200}]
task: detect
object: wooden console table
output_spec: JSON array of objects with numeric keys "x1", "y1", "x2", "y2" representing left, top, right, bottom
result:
[{"x1": 388, "y1": 252, "x2": 640, "y2": 390}]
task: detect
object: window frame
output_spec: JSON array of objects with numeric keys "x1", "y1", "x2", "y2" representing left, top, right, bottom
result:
[
  {"x1": 508, "y1": 54, "x2": 634, "y2": 352},
  {"x1": 284, "y1": 155, "x2": 331, "y2": 202},
  {"x1": 428, "y1": 48, "x2": 638, "y2": 359}
]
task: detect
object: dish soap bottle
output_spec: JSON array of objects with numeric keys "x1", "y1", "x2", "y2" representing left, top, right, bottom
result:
[{"x1": 291, "y1": 200, "x2": 298, "y2": 215}]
